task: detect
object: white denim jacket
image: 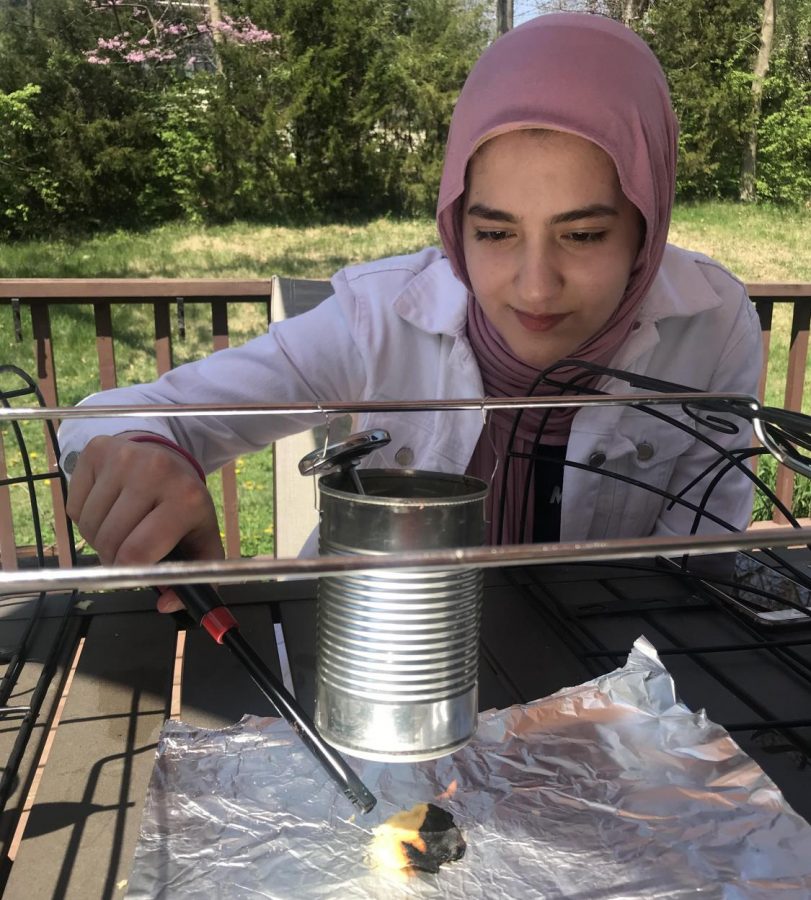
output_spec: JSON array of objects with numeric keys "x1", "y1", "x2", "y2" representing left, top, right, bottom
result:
[{"x1": 59, "y1": 244, "x2": 762, "y2": 541}]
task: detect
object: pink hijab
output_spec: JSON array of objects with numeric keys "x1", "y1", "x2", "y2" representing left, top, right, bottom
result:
[{"x1": 437, "y1": 13, "x2": 679, "y2": 543}]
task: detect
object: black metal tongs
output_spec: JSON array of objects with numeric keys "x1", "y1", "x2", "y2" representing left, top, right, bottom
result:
[{"x1": 161, "y1": 572, "x2": 376, "y2": 814}]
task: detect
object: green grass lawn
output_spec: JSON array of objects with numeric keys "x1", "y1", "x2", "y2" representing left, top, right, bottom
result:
[
  {"x1": 2, "y1": 203, "x2": 807, "y2": 282},
  {"x1": 669, "y1": 202, "x2": 810, "y2": 284},
  {"x1": 1, "y1": 202, "x2": 809, "y2": 554},
  {"x1": 0, "y1": 217, "x2": 440, "y2": 280}
]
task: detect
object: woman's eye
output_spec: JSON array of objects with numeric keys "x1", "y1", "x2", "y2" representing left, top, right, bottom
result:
[
  {"x1": 474, "y1": 229, "x2": 511, "y2": 243},
  {"x1": 566, "y1": 231, "x2": 607, "y2": 244}
]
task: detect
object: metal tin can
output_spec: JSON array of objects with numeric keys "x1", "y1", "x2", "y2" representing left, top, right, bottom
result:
[{"x1": 315, "y1": 469, "x2": 488, "y2": 761}]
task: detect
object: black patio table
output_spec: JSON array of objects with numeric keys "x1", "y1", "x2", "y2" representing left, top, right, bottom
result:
[{"x1": 2, "y1": 554, "x2": 810, "y2": 898}]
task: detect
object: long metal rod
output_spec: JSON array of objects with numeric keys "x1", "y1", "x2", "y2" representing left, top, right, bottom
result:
[
  {"x1": 0, "y1": 391, "x2": 756, "y2": 422},
  {"x1": 0, "y1": 527, "x2": 809, "y2": 595}
]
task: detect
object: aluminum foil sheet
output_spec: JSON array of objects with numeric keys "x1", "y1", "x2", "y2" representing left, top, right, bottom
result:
[{"x1": 126, "y1": 637, "x2": 811, "y2": 899}]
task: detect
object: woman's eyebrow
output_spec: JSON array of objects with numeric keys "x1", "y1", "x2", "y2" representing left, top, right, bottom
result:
[
  {"x1": 467, "y1": 202, "x2": 619, "y2": 224},
  {"x1": 549, "y1": 204, "x2": 618, "y2": 224},
  {"x1": 466, "y1": 203, "x2": 518, "y2": 223}
]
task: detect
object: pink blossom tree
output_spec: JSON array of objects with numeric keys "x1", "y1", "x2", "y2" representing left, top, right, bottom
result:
[{"x1": 83, "y1": 0, "x2": 277, "y2": 68}]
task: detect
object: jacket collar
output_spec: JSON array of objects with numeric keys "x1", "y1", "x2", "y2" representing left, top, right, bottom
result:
[
  {"x1": 392, "y1": 254, "x2": 469, "y2": 336},
  {"x1": 392, "y1": 243, "x2": 725, "y2": 337}
]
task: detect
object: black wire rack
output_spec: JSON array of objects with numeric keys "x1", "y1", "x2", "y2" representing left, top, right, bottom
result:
[
  {"x1": 491, "y1": 555, "x2": 811, "y2": 819},
  {"x1": 498, "y1": 357, "x2": 811, "y2": 543},
  {"x1": 1, "y1": 357, "x2": 811, "y2": 847},
  {"x1": 0, "y1": 365, "x2": 79, "y2": 863},
  {"x1": 493, "y1": 359, "x2": 811, "y2": 814}
]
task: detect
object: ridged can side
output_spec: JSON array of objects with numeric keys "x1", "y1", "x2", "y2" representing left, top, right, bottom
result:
[{"x1": 315, "y1": 469, "x2": 487, "y2": 761}]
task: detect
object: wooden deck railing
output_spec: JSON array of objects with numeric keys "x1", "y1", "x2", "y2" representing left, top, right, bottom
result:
[
  {"x1": 1, "y1": 278, "x2": 810, "y2": 566},
  {"x1": 749, "y1": 285, "x2": 811, "y2": 522},
  {"x1": 0, "y1": 280, "x2": 276, "y2": 568}
]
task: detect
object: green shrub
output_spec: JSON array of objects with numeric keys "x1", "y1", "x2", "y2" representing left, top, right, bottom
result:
[
  {"x1": 756, "y1": 53, "x2": 811, "y2": 205},
  {"x1": 752, "y1": 453, "x2": 811, "y2": 521},
  {"x1": 0, "y1": 84, "x2": 62, "y2": 238},
  {"x1": 141, "y1": 81, "x2": 218, "y2": 222}
]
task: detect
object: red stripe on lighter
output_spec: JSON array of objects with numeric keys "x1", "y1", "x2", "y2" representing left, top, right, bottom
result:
[{"x1": 201, "y1": 607, "x2": 238, "y2": 643}]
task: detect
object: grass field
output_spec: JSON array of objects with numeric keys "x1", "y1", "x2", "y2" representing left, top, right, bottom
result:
[
  {"x1": 2, "y1": 203, "x2": 807, "y2": 282},
  {"x1": 1, "y1": 201, "x2": 809, "y2": 555},
  {"x1": 0, "y1": 218, "x2": 440, "y2": 280}
]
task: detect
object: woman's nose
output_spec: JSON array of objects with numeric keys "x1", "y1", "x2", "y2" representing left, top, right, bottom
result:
[{"x1": 515, "y1": 243, "x2": 563, "y2": 307}]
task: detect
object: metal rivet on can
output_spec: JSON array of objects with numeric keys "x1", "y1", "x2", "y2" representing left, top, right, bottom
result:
[
  {"x1": 636, "y1": 441, "x2": 655, "y2": 462},
  {"x1": 588, "y1": 451, "x2": 606, "y2": 468},
  {"x1": 394, "y1": 446, "x2": 414, "y2": 466}
]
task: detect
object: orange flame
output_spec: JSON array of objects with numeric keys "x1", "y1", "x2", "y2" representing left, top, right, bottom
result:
[
  {"x1": 436, "y1": 779, "x2": 458, "y2": 801},
  {"x1": 370, "y1": 803, "x2": 429, "y2": 879}
]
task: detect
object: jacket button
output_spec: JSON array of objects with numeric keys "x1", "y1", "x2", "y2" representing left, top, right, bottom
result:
[
  {"x1": 395, "y1": 446, "x2": 414, "y2": 466},
  {"x1": 637, "y1": 441, "x2": 655, "y2": 462},
  {"x1": 588, "y1": 451, "x2": 606, "y2": 468}
]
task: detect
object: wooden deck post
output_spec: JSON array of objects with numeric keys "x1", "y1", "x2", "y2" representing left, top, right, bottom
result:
[
  {"x1": 93, "y1": 302, "x2": 118, "y2": 391},
  {"x1": 153, "y1": 301, "x2": 173, "y2": 376},
  {"x1": 774, "y1": 303, "x2": 811, "y2": 524}
]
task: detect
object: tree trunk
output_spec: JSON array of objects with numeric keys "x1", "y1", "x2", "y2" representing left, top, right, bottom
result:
[
  {"x1": 621, "y1": 0, "x2": 651, "y2": 25},
  {"x1": 496, "y1": 0, "x2": 513, "y2": 35},
  {"x1": 208, "y1": 0, "x2": 224, "y2": 74},
  {"x1": 740, "y1": 0, "x2": 776, "y2": 202}
]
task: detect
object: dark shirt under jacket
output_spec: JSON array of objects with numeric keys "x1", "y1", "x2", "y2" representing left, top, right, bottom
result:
[{"x1": 533, "y1": 444, "x2": 567, "y2": 543}]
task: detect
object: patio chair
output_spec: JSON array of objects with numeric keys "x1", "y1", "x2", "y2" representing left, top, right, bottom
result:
[{"x1": 270, "y1": 277, "x2": 350, "y2": 557}]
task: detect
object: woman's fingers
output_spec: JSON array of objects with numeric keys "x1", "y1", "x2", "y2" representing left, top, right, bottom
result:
[
  {"x1": 84, "y1": 486, "x2": 155, "y2": 565},
  {"x1": 65, "y1": 436, "x2": 225, "y2": 611},
  {"x1": 64, "y1": 435, "x2": 114, "y2": 528},
  {"x1": 114, "y1": 488, "x2": 222, "y2": 567},
  {"x1": 156, "y1": 590, "x2": 186, "y2": 614}
]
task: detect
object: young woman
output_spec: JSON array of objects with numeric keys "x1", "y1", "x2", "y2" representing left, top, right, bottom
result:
[{"x1": 59, "y1": 13, "x2": 762, "y2": 609}]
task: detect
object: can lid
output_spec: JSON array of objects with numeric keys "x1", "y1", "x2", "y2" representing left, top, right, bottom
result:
[{"x1": 298, "y1": 429, "x2": 391, "y2": 477}]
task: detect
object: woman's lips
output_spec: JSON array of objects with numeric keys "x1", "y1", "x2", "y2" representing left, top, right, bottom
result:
[{"x1": 512, "y1": 309, "x2": 571, "y2": 333}]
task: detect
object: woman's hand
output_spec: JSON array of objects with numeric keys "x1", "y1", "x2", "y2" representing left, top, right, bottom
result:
[{"x1": 65, "y1": 434, "x2": 225, "y2": 613}]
